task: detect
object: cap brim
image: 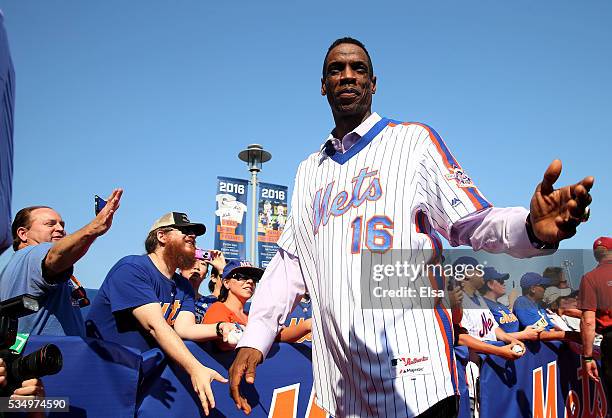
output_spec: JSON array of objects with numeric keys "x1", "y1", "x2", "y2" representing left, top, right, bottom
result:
[
  {"x1": 183, "y1": 223, "x2": 206, "y2": 236},
  {"x1": 224, "y1": 266, "x2": 264, "y2": 280},
  {"x1": 485, "y1": 272, "x2": 510, "y2": 281}
]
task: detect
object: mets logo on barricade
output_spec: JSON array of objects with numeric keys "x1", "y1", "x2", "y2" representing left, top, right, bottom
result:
[
  {"x1": 445, "y1": 166, "x2": 474, "y2": 188},
  {"x1": 532, "y1": 360, "x2": 607, "y2": 418}
]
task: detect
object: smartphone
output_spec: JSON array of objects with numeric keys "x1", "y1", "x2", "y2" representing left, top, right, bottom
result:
[{"x1": 94, "y1": 195, "x2": 107, "y2": 215}]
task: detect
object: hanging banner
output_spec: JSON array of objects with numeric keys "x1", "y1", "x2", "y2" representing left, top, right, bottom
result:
[
  {"x1": 257, "y1": 182, "x2": 288, "y2": 268},
  {"x1": 214, "y1": 177, "x2": 249, "y2": 260}
]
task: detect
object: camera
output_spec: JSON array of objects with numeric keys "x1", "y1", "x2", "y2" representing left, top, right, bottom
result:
[
  {"x1": 0, "y1": 294, "x2": 63, "y2": 395},
  {"x1": 195, "y1": 248, "x2": 212, "y2": 262}
]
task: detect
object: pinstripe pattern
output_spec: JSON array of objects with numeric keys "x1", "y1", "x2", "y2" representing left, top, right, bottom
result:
[{"x1": 276, "y1": 114, "x2": 487, "y2": 417}]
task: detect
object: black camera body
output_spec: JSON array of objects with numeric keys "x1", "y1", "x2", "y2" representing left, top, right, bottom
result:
[{"x1": 0, "y1": 294, "x2": 63, "y2": 395}]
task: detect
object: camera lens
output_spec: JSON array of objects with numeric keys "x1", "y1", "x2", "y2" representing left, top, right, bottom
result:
[{"x1": 9, "y1": 344, "x2": 63, "y2": 382}]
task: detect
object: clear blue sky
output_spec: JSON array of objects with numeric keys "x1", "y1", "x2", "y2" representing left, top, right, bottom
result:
[{"x1": 0, "y1": 1, "x2": 609, "y2": 288}]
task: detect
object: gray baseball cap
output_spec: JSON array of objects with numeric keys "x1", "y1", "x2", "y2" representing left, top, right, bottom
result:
[{"x1": 149, "y1": 212, "x2": 206, "y2": 236}]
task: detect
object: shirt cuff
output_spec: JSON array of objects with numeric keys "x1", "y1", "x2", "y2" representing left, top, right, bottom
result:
[
  {"x1": 236, "y1": 318, "x2": 279, "y2": 358},
  {"x1": 505, "y1": 207, "x2": 555, "y2": 258},
  {"x1": 451, "y1": 206, "x2": 555, "y2": 258}
]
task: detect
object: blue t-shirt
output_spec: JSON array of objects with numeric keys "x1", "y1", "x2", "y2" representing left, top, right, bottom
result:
[
  {"x1": 0, "y1": 243, "x2": 84, "y2": 336},
  {"x1": 483, "y1": 297, "x2": 520, "y2": 333},
  {"x1": 512, "y1": 295, "x2": 555, "y2": 331},
  {"x1": 194, "y1": 295, "x2": 218, "y2": 324},
  {"x1": 85, "y1": 254, "x2": 195, "y2": 352}
]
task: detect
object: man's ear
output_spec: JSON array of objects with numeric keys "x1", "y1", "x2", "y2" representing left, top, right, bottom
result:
[
  {"x1": 321, "y1": 78, "x2": 327, "y2": 96},
  {"x1": 156, "y1": 230, "x2": 168, "y2": 245},
  {"x1": 371, "y1": 75, "x2": 377, "y2": 94},
  {"x1": 16, "y1": 227, "x2": 28, "y2": 245}
]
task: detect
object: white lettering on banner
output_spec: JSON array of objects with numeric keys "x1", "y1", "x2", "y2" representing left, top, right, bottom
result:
[
  {"x1": 262, "y1": 188, "x2": 286, "y2": 200},
  {"x1": 219, "y1": 182, "x2": 245, "y2": 195}
]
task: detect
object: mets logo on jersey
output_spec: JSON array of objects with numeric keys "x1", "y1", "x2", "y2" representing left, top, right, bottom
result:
[
  {"x1": 478, "y1": 312, "x2": 495, "y2": 339},
  {"x1": 161, "y1": 301, "x2": 182, "y2": 326},
  {"x1": 445, "y1": 166, "x2": 474, "y2": 188}
]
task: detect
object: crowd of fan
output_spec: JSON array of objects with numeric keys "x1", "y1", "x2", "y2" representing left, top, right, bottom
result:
[
  {"x1": 449, "y1": 250, "x2": 610, "y2": 415},
  {"x1": 0, "y1": 192, "x2": 311, "y2": 413},
  {"x1": 0, "y1": 192, "x2": 609, "y2": 415}
]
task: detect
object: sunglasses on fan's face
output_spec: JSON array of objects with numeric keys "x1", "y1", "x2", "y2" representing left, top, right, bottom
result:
[
  {"x1": 230, "y1": 272, "x2": 259, "y2": 283},
  {"x1": 170, "y1": 226, "x2": 198, "y2": 236}
]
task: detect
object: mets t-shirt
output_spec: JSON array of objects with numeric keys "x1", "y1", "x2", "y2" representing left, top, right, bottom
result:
[
  {"x1": 483, "y1": 297, "x2": 520, "y2": 332},
  {"x1": 512, "y1": 296, "x2": 554, "y2": 331},
  {"x1": 86, "y1": 254, "x2": 195, "y2": 351}
]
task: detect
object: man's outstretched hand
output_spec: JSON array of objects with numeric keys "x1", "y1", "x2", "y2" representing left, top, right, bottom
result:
[
  {"x1": 89, "y1": 188, "x2": 123, "y2": 237},
  {"x1": 229, "y1": 347, "x2": 264, "y2": 415},
  {"x1": 530, "y1": 160, "x2": 593, "y2": 244}
]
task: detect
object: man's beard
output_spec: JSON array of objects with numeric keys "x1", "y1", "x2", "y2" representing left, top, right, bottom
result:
[{"x1": 164, "y1": 239, "x2": 195, "y2": 271}]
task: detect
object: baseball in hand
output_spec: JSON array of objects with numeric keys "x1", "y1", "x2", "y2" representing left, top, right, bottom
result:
[
  {"x1": 512, "y1": 345, "x2": 524, "y2": 354},
  {"x1": 227, "y1": 327, "x2": 243, "y2": 345}
]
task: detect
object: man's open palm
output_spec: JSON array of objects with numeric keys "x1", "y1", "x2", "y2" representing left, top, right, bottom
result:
[{"x1": 529, "y1": 160, "x2": 593, "y2": 244}]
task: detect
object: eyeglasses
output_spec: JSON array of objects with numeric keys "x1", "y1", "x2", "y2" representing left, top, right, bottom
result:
[
  {"x1": 494, "y1": 279, "x2": 506, "y2": 285},
  {"x1": 230, "y1": 273, "x2": 259, "y2": 283}
]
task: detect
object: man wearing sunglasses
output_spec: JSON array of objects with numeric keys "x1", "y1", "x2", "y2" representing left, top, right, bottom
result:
[{"x1": 86, "y1": 212, "x2": 234, "y2": 416}]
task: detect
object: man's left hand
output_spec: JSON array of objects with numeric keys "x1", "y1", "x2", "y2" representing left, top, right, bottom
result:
[
  {"x1": 10, "y1": 378, "x2": 45, "y2": 399},
  {"x1": 530, "y1": 160, "x2": 593, "y2": 244}
]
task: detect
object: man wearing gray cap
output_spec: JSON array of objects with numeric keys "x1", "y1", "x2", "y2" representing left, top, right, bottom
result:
[{"x1": 86, "y1": 212, "x2": 234, "y2": 415}]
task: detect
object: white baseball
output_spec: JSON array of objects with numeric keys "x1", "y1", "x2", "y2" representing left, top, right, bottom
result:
[
  {"x1": 512, "y1": 345, "x2": 524, "y2": 354},
  {"x1": 227, "y1": 329, "x2": 243, "y2": 345}
]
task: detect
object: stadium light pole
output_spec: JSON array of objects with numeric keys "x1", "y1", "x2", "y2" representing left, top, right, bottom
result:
[{"x1": 238, "y1": 144, "x2": 272, "y2": 265}]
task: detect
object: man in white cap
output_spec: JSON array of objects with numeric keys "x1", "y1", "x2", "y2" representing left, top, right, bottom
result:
[{"x1": 86, "y1": 212, "x2": 234, "y2": 415}]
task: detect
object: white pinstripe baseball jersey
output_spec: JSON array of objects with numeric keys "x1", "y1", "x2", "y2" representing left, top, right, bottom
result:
[
  {"x1": 276, "y1": 112, "x2": 491, "y2": 417},
  {"x1": 460, "y1": 292, "x2": 499, "y2": 341}
]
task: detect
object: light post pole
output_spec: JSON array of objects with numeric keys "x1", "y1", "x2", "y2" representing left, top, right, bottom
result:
[{"x1": 238, "y1": 144, "x2": 271, "y2": 265}]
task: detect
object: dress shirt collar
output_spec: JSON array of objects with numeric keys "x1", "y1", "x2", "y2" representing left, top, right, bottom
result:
[{"x1": 319, "y1": 112, "x2": 382, "y2": 161}]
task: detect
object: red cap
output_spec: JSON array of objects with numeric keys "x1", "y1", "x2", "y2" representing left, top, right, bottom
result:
[{"x1": 593, "y1": 237, "x2": 612, "y2": 250}]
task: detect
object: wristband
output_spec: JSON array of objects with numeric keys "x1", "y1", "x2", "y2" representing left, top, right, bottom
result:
[
  {"x1": 216, "y1": 322, "x2": 224, "y2": 338},
  {"x1": 525, "y1": 214, "x2": 557, "y2": 250},
  {"x1": 583, "y1": 356, "x2": 594, "y2": 362}
]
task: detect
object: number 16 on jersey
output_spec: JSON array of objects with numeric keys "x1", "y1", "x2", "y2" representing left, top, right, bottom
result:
[{"x1": 350, "y1": 215, "x2": 393, "y2": 254}]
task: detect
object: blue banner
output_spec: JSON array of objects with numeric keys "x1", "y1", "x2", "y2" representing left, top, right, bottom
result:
[
  {"x1": 24, "y1": 333, "x2": 607, "y2": 417},
  {"x1": 214, "y1": 177, "x2": 249, "y2": 260},
  {"x1": 478, "y1": 341, "x2": 608, "y2": 418},
  {"x1": 257, "y1": 182, "x2": 288, "y2": 268}
]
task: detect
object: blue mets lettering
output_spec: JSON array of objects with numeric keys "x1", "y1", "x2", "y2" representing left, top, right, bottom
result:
[{"x1": 313, "y1": 168, "x2": 382, "y2": 235}]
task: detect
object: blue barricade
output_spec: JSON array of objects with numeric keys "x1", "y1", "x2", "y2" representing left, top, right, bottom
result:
[
  {"x1": 24, "y1": 336, "x2": 142, "y2": 418},
  {"x1": 478, "y1": 341, "x2": 608, "y2": 418},
  {"x1": 22, "y1": 336, "x2": 607, "y2": 417}
]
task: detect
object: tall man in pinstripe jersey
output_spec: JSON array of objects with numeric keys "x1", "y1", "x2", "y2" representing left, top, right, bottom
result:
[{"x1": 229, "y1": 37, "x2": 594, "y2": 417}]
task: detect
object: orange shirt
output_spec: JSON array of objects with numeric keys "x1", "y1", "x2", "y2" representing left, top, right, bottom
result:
[
  {"x1": 578, "y1": 262, "x2": 612, "y2": 333},
  {"x1": 202, "y1": 301, "x2": 248, "y2": 327}
]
